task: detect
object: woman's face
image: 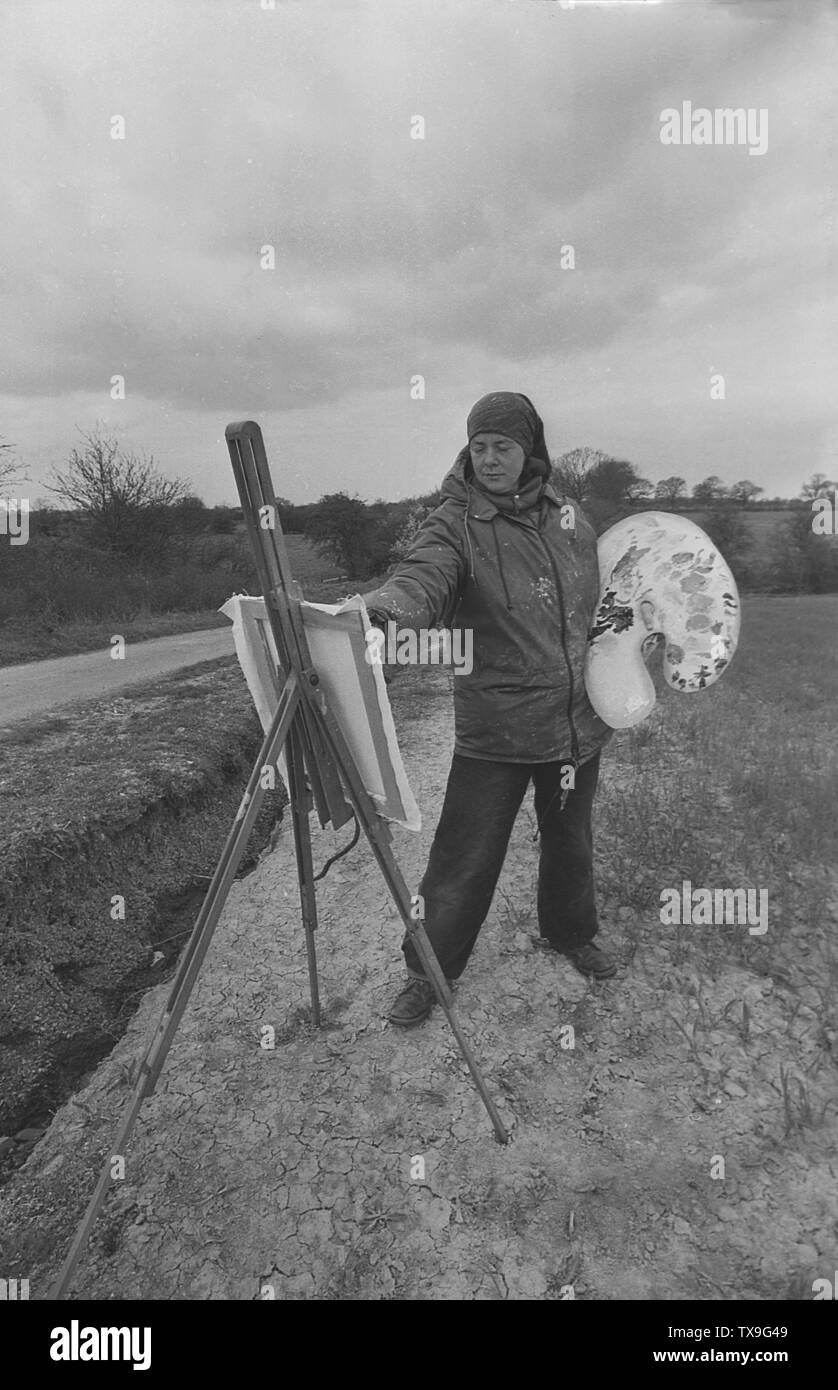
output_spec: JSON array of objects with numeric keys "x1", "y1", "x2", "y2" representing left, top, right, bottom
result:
[{"x1": 469, "y1": 433, "x2": 526, "y2": 494}]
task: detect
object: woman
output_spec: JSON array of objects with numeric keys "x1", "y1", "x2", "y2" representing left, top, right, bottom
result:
[{"x1": 364, "y1": 391, "x2": 616, "y2": 1026}]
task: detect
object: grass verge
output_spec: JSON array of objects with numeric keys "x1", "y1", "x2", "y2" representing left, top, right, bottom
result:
[{"x1": 0, "y1": 657, "x2": 287, "y2": 1146}]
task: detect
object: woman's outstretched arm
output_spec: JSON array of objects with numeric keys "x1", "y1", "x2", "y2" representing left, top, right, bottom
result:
[{"x1": 362, "y1": 504, "x2": 466, "y2": 631}]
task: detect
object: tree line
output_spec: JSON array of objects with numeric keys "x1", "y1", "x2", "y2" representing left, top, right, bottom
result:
[{"x1": 4, "y1": 429, "x2": 837, "y2": 620}]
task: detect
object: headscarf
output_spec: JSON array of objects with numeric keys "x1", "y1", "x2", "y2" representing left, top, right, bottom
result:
[{"x1": 463, "y1": 391, "x2": 551, "y2": 487}]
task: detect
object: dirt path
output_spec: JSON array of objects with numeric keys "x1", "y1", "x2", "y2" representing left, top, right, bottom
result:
[
  {"x1": 0, "y1": 628, "x2": 233, "y2": 726},
  {"x1": 1, "y1": 672, "x2": 833, "y2": 1300}
]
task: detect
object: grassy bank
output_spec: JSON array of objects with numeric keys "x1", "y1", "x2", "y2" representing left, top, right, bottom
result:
[{"x1": 0, "y1": 657, "x2": 287, "y2": 1147}]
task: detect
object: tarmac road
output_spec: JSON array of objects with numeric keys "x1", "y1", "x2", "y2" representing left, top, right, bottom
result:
[{"x1": 0, "y1": 627, "x2": 235, "y2": 726}]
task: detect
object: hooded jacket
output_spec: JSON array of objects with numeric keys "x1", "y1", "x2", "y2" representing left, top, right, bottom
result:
[{"x1": 364, "y1": 451, "x2": 613, "y2": 765}]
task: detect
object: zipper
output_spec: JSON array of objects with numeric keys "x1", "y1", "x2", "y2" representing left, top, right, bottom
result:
[
  {"x1": 489, "y1": 493, "x2": 581, "y2": 805},
  {"x1": 492, "y1": 525, "x2": 514, "y2": 610},
  {"x1": 536, "y1": 528, "x2": 580, "y2": 790}
]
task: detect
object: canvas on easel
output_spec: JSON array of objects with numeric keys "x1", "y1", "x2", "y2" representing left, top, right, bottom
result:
[{"x1": 220, "y1": 592, "x2": 420, "y2": 831}]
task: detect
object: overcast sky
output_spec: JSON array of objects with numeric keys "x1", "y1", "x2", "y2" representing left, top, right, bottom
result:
[{"x1": 1, "y1": 0, "x2": 835, "y2": 505}]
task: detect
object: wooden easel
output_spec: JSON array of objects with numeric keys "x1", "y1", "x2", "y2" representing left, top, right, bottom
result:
[{"x1": 51, "y1": 421, "x2": 507, "y2": 1298}]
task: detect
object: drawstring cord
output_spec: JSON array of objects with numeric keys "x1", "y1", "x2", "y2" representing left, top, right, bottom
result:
[
  {"x1": 463, "y1": 482, "x2": 477, "y2": 581},
  {"x1": 463, "y1": 512, "x2": 476, "y2": 580}
]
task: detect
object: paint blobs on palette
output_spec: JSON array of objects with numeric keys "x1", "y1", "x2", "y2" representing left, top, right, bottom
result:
[
  {"x1": 681, "y1": 570, "x2": 710, "y2": 593},
  {"x1": 588, "y1": 588, "x2": 635, "y2": 641},
  {"x1": 584, "y1": 512, "x2": 741, "y2": 728},
  {"x1": 610, "y1": 543, "x2": 651, "y2": 589},
  {"x1": 670, "y1": 659, "x2": 715, "y2": 690}
]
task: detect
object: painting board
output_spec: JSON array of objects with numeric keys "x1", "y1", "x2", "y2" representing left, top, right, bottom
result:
[{"x1": 220, "y1": 593, "x2": 421, "y2": 832}]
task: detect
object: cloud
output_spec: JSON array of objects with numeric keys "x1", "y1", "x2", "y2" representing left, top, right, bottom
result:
[{"x1": 0, "y1": 0, "x2": 834, "y2": 501}]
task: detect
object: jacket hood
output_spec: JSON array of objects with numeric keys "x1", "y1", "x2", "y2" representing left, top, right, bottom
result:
[{"x1": 440, "y1": 447, "x2": 562, "y2": 519}]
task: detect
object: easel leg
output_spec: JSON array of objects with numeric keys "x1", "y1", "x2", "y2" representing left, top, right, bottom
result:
[{"x1": 286, "y1": 725, "x2": 321, "y2": 1026}]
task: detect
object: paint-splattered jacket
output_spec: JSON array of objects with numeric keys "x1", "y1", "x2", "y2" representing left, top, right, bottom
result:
[{"x1": 364, "y1": 454, "x2": 613, "y2": 764}]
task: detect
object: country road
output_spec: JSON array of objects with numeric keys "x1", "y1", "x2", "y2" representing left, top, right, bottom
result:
[{"x1": 0, "y1": 627, "x2": 235, "y2": 727}]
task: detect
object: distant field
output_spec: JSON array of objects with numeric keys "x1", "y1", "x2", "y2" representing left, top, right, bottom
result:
[
  {"x1": 702, "y1": 505, "x2": 837, "y2": 543},
  {"x1": 726, "y1": 507, "x2": 835, "y2": 544}
]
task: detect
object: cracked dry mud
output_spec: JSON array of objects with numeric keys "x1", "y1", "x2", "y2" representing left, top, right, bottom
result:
[{"x1": 1, "y1": 672, "x2": 835, "y2": 1300}]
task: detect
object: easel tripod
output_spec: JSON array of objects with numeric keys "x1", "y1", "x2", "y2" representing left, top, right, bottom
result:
[{"x1": 51, "y1": 420, "x2": 507, "y2": 1299}]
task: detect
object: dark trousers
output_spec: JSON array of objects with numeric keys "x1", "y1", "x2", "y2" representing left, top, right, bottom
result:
[{"x1": 404, "y1": 752, "x2": 601, "y2": 981}]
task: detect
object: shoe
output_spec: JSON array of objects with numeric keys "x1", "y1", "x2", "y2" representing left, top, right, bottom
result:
[
  {"x1": 534, "y1": 938, "x2": 617, "y2": 979},
  {"x1": 387, "y1": 977, "x2": 437, "y2": 1026},
  {"x1": 560, "y1": 942, "x2": 617, "y2": 979}
]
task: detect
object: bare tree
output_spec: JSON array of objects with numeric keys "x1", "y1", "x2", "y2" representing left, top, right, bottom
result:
[
  {"x1": 625, "y1": 474, "x2": 654, "y2": 503},
  {"x1": 46, "y1": 425, "x2": 190, "y2": 558},
  {"x1": 800, "y1": 472, "x2": 836, "y2": 500},
  {"x1": 551, "y1": 447, "x2": 611, "y2": 502},
  {"x1": 729, "y1": 480, "x2": 764, "y2": 504},
  {"x1": 692, "y1": 475, "x2": 728, "y2": 502},
  {"x1": 0, "y1": 437, "x2": 26, "y2": 491},
  {"x1": 655, "y1": 476, "x2": 687, "y2": 504}
]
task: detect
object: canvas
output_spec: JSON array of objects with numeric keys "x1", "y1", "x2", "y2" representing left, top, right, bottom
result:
[{"x1": 220, "y1": 592, "x2": 421, "y2": 832}]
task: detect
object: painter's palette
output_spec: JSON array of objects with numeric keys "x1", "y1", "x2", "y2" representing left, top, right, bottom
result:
[{"x1": 584, "y1": 511, "x2": 741, "y2": 729}]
